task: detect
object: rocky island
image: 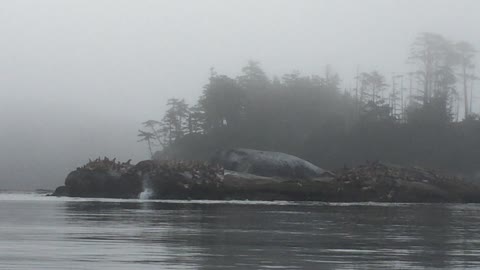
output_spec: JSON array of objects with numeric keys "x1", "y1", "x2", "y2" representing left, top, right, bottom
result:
[{"x1": 52, "y1": 148, "x2": 480, "y2": 203}]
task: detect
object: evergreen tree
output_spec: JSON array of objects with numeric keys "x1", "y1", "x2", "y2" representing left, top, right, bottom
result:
[
  {"x1": 455, "y1": 41, "x2": 476, "y2": 118},
  {"x1": 200, "y1": 73, "x2": 246, "y2": 130}
]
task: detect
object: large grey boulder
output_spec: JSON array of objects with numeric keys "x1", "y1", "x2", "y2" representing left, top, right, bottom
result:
[{"x1": 212, "y1": 148, "x2": 330, "y2": 179}]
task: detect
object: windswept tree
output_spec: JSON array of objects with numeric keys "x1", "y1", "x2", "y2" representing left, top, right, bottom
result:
[
  {"x1": 141, "y1": 120, "x2": 163, "y2": 147},
  {"x1": 137, "y1": 130, "x2": 156, "y2": 158}
]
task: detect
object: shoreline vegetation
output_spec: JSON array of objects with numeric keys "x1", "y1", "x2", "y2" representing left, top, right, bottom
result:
[{"x1": 138, "y1": 33, "x2": 480, "y2": 181}]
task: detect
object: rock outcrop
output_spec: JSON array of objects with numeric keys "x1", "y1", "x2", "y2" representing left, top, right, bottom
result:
[
  {"x1": 52, "y1": 155, "x2": 480, "y2": 203},
  {"x1": 331, "y1": 162, "x2": 480, "y2": 203},
  {"x1": 53, "y1": 157, "x2": 225, "y2": 199},
  {"x1": 55, "y1": 157, "x2": 140, "y2": 198}
]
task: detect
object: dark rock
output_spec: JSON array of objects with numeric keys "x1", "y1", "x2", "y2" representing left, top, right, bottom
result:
[
  {"x1": 51, "y1": 186, "x2": 68, "y2": 196},
  {"x1": 63, "y1": 168, "x2": 142, "y2": 198},
  {"x1": 54, "y1": 157, "x2": 142, "y2": 198}
]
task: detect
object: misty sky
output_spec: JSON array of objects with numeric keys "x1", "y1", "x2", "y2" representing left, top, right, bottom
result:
[{"x1": 1, "y1": 0, "x2": 479, "y2": 190}]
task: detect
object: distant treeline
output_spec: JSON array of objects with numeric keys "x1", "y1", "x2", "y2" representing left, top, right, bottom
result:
[{"x1": 138, "y1": 32, "x2": 480, "y2": 176}]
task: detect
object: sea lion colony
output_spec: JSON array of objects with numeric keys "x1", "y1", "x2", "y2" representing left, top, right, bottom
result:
[
  {"x1": 78, "y1": 157, "x2": 225, "y2": 186},
  {"x1": 80, "y1": 157, "x2": 133, "y2": 174}
]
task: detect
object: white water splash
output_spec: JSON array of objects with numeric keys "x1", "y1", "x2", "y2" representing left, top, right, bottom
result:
[{"x1": 138, "y1": 175, "x2": 154, "y2": 200}]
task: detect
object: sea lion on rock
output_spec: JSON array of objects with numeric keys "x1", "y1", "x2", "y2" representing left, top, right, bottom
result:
[{"x1": 212, "y1": 148, "x2": 331, "y2": 179}]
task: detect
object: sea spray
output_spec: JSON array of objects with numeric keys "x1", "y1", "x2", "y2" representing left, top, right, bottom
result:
[{"x1": 139, "y1": 174, "x2": 154, "y2": 199}]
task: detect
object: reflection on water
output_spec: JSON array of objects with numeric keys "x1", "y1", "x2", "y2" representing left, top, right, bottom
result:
[{"x1": 1, "y1": 194, "x2": 480, "y2": 269}]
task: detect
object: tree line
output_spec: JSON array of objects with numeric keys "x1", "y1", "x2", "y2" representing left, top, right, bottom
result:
[{"x1": 138, "y1": 32, "x2": 480, "y2": 176}]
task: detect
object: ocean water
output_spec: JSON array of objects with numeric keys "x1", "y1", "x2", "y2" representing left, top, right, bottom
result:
[{"x1": 1, "y1": 192, "x2": 480, "y2": 269}]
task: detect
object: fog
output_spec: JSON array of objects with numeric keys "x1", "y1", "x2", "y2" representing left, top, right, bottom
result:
[{"x1": 1, "y1": 0, "x2": 479, "y2": 190}]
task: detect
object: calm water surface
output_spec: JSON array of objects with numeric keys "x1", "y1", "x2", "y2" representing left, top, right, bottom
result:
[{"x1": 1, "y1": 192, "x2": 480, "y2": 270}]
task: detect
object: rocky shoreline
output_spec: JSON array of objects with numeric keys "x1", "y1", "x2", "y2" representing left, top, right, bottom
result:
[{"x1": 52, "y1": 150, "x2": 480, "y2": 203}]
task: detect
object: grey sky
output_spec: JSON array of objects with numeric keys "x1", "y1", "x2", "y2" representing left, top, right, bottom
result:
[{"x1": 1, "y1": 0, "x2": 479, "y2": 189}]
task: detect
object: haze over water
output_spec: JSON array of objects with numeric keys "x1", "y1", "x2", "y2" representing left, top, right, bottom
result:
[
  {"x1": 1, "y1": 192, "x2": 480, "y2": 270},
  {"x1": 3, "y1": 0, "x2": 480, "y2": 191}
]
